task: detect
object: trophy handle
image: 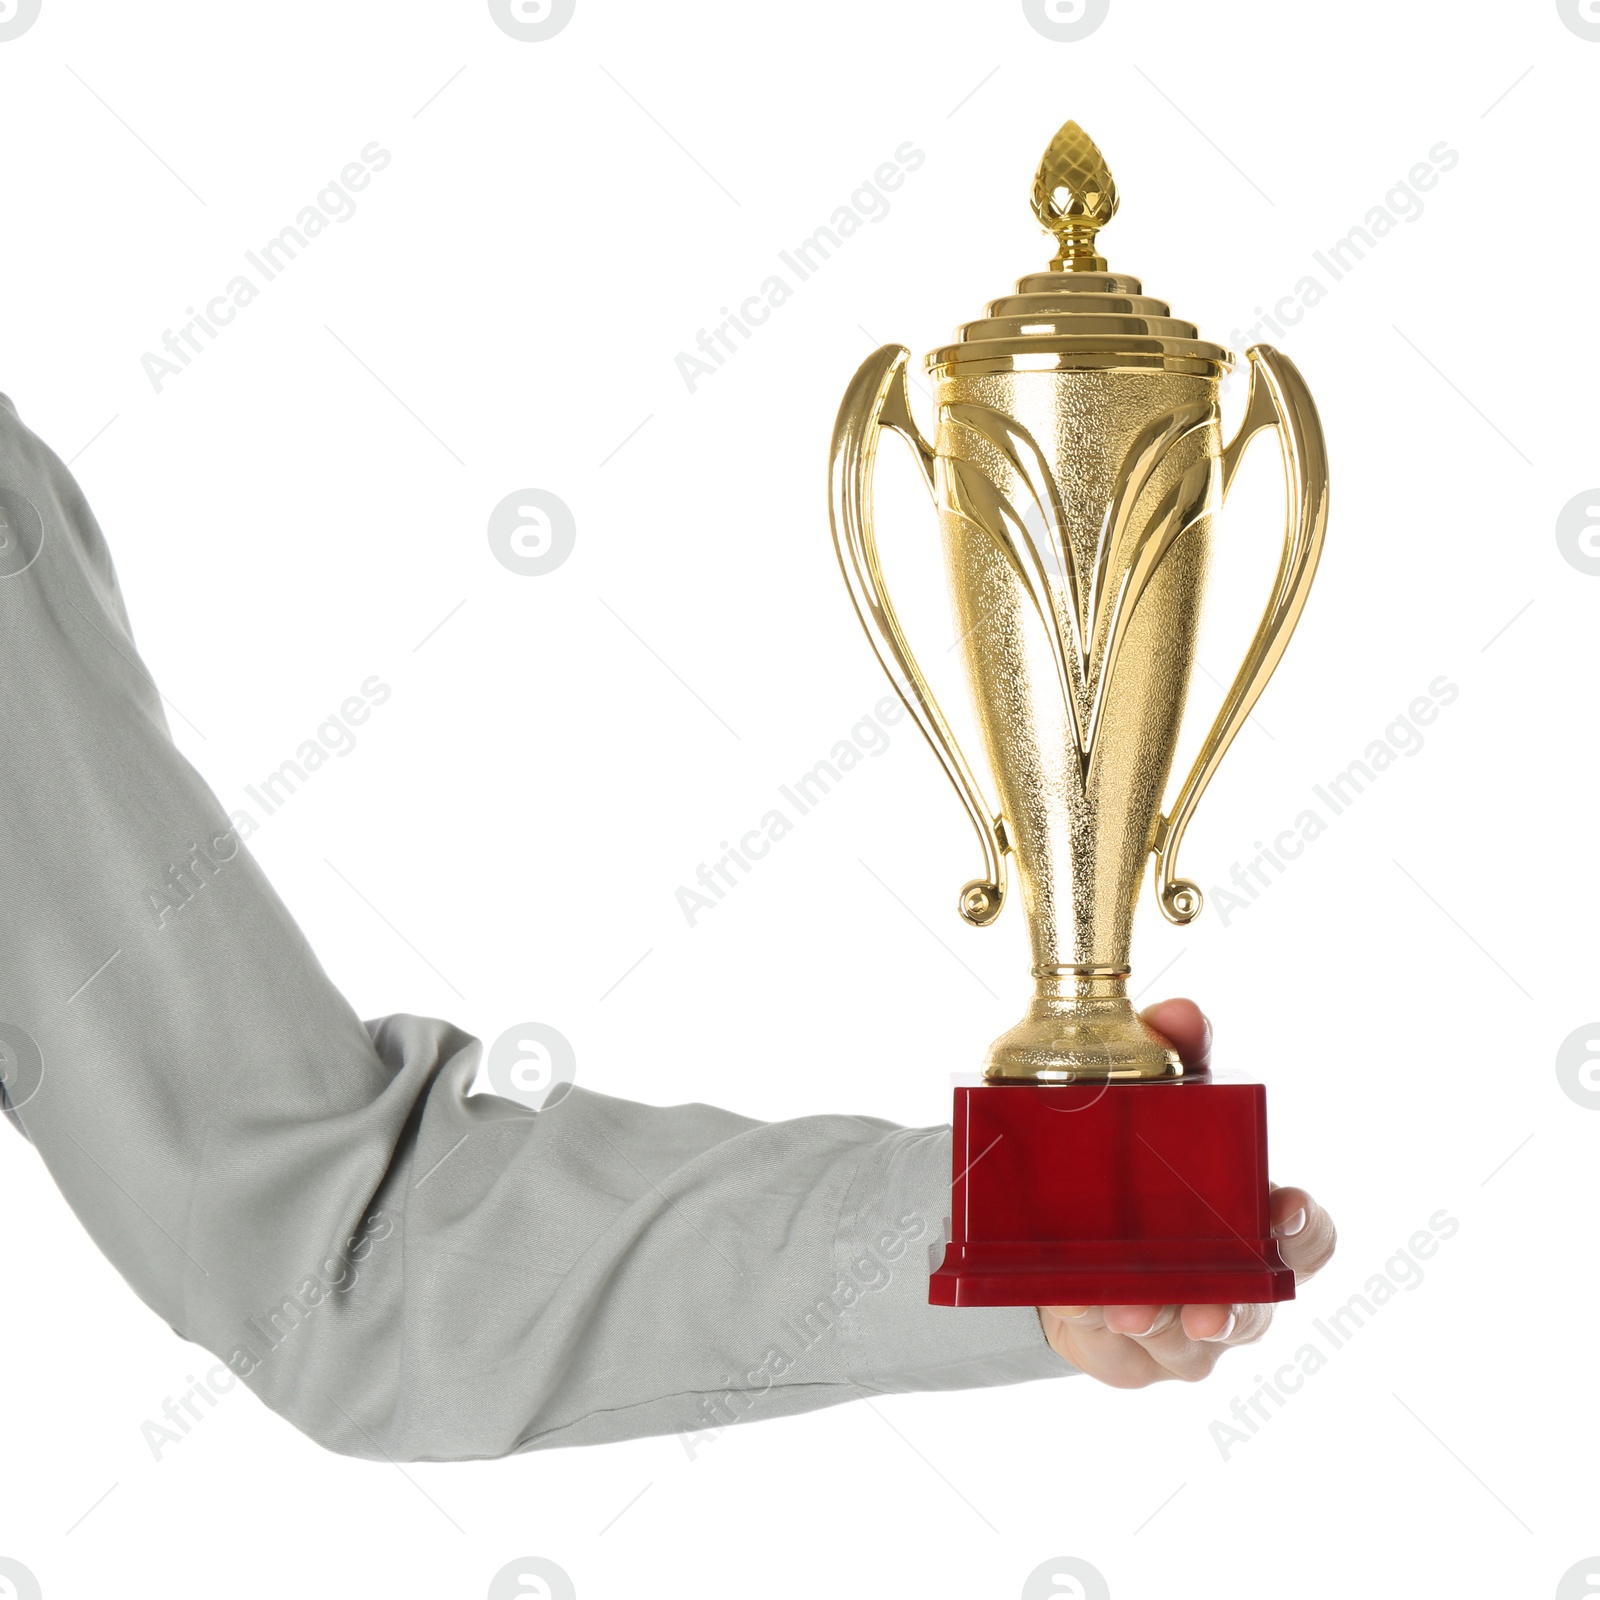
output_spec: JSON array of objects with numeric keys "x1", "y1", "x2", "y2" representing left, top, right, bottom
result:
[
  {"x1": 1150, "y1": 344, "x2": 1330, "y2": 924},
  {"x1": 828, "y1": 344, "x2": 1009, "y2": 927}
]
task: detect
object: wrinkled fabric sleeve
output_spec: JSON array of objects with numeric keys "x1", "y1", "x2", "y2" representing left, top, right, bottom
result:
[{"x1": 0, "y1": 394, "x2": 1066, "y2": 1462}]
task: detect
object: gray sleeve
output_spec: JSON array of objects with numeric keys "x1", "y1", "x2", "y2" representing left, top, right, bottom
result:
[{"x1": 0, "y1": 393, "x2": 1067, "y2": 1462}]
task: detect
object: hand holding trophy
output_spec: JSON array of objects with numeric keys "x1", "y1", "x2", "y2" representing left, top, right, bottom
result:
[{"x1": 829, "y1": 120, "x2": 1329, "y2": 1308}]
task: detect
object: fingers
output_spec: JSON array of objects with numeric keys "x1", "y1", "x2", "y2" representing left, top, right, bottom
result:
[
  {"x1": 1270, "y1": 1184, "x2": 1337, "y2": 1281},
  {"x1": 1126, "y1": 1299, "x2": 1275, "y2": 1381},
  {"x1": 1138, "y1": 997, "x2": 1211, "y2": 1071},
  {"x1": 1041, "y1": 1295, "x2": 1279, "y2": 1388},
  {"x1": 1039, "y1": 1306, "x2": 1169, "y2": 1388},
  {"x1": 1185, "y1": 1301, "x2": 1272, "y2": 1348},
  {"x1": 1044, "y1": 1305, "x2": 1106, "y2": 1331},
  {"x1": 1179, "y1": 1303, "x2": 1234, "y2": 1341},
  {"x1": 1101, "y1": 1301, "x2": 1271, "y2": 1349},
  {"x1": 1102, "y1": 1303, "x2": 1169, "y2": 1337}
]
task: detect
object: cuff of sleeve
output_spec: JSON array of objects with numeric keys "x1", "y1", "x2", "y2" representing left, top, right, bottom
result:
[{"x1": 833, "y1": 1121, "x2": 1072, "y2": 1394}]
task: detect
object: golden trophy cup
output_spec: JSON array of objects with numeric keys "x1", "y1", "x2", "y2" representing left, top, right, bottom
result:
[{"x1": 828, "y1": 121, "x2": 1328, "y2": 1307}]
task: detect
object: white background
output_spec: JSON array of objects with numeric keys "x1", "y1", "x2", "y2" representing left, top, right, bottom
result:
[{"x1": 1, "y1": 2, "x2": 1595, "y2": 1597}]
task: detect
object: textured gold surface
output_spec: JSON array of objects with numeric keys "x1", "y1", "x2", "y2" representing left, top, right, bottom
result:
[
  {"x1": 936, "y1": 366, "x2": 1217, "y2": 1079},
  {"x1": 827, "y1": 121, "x2": 1329, "y2": 1083}
]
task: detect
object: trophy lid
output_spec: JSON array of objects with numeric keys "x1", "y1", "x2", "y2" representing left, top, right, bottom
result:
[{"x1": 926, "y1": 121, "x2": 1233, "y2": 381}]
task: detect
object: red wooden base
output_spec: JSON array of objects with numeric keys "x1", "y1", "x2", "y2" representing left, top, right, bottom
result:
[{"x1": 929, "y1": 1080, "x2": 1294, "y2": 1308}]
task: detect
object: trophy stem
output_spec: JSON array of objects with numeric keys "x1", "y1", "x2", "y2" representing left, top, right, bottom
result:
[{"x1": 981, "y1": 971, "x2": 1195, "y2": 1085}]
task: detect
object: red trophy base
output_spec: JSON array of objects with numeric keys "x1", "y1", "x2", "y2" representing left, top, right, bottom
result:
[{"x1": 929, "y1": 1080, "x2": 1295, "y2": 1308}]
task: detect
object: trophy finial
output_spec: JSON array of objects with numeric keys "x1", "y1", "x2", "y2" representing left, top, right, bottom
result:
[{"x1": 1031, "y1": 120, "x2": 1119, "y2": 272}]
